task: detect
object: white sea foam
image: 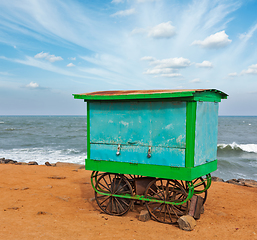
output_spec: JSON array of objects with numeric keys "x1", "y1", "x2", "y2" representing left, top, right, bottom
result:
[
  {"x1": 0, "y1": 148, "x2": 86, "y2": 165},
  {"x1": 218, "y1": 142, "x2": 257, "y2": 153}
]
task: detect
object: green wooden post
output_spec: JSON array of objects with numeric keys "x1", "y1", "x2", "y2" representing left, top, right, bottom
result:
[
  {"x1": 86, "y1": 101, "x2": 90, "y2": 162},
  {"x1": 185, "y1": 101, "x2": 197, "y2": 168}
]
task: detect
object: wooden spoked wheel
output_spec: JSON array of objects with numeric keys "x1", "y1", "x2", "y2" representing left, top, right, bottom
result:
[
  {"x1": 91, "y1": 171, "x2": 105, "y2": 186},
  {"x1": 125, "y1": 175, "x2": 143, "y2": 179},
  {"x1": 95, "y1": 173, "x2": 133, "y2": 216},
  {"x1": 144, "y1": 179, "x2": 189, "y2": 224},
  {"x1": 179, "y1": 177, "x2": 208, "y2": 204}
]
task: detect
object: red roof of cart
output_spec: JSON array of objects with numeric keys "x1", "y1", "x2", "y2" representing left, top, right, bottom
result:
[{"x1": 73, "y1": 89, "x2": 228, "y2": 102}]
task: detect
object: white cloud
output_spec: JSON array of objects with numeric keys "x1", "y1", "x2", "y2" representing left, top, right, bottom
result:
[
  {"x1": 0, "y1": 71, "x2": 10, "y2": 76},
  {"x1": 132, "y1": 22, "x2": 176, "y2": 39},
  {"x1": 2, "y1": 55, "x2": 101, "y2": 80},
  {"x1": 111, "y1": 0, "x2": 124, "y2": 3},
  {"x1": 141, "y1": 56, "x2": 156, "y2": 61},
  {"x1": 26, "y1": 82, "x2": 39, "y2": 88},
  {"x1": 34, "y1": 51, "x2": 49, "y2": 59},
  {"x1": 80, "y1": 53, "x2": 126, "y2": 74},
  {"x1": 147, "y1": 22, "x2": 176, "y2": 39},
  {"x1": 239, "y1": 23, "x2": 257, "y2": 41},
  {"x1": 34, "y1": 51, "x2": 63, "y2": 62},
  {"x1": 67, "y1": 63, "x2": 75, "y2": 67},
  {"x1": 142, "y1": 57, "x2": 190, "y2": 78},
  {"x1": 228, "y1": 72, "x2": 237, "y2": 77},
  {"x1": 241, "y1": 64, "x2": 257, "y2": 75},
  {"x1": 70, "y1": 57, "x2": 76, "y2": 61},
  {"x1": 144, "y1": 68, "x2": 174, "y2": 75},
  {"x1": 46, "y1": 55, "x2": 63, "y2": 62},
  {"x1": 192, "y1": 31, "x2": 232, "y2": 48},
  {"x1": 161, "y1": 73, "x2": 182, "y2": 78},
  {"x1": 131, "y1": 28, "x2": 147, "y2": 35},
  {"x1": 151, "y1": 57, "x2": 191, "y2": 68},
  {"x1": 195, "y1": 60, "x2": 213, "y2": 68},
  {"x1": 13, "y1": 45, "x2": 17, "y2": 49},
  {"x1": 190, "y1": 78, "x2": 201, "y2": 83},
  {"x1": 111, "y1": 8, "x2": 135, "y2": 17},
  {"x1": 137, "y1": 0, "x2": 160, "y2": 2}
]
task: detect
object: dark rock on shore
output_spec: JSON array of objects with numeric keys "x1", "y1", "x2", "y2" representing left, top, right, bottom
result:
[
  {"x1": 16, "y1": 162, "x2": 29, "y2": 165},
  {"x1": 28, "y1": 161, "x2": 38, "y2": 165},
  {"x1": 0, "y1": 158, "x2": 38, "y2": 165},
  {"x1": 0, "y1": 158, "x2": 85, "y2": 170},
  {"x1": 239, "y1": 179, "x2": 257, "y2": 187},
  {"x1": 211, "y1": 176, "x2": 224, "y2": 182},
  {"x1": 226, "y1": 179, "x2": 242, "y2": 185},
  {"x1": 205, "y1": 176, "x2": 257, "y2": 188},
  {"x1": 226, "y1": 178, "x2": 257, "y2": 188},
  {"x1": 0, "y1": 158, "x2": 18, "y2": 164}
]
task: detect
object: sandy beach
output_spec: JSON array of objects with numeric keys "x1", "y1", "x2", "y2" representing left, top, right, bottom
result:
[{"x1": 0, "y1": 163, "x2": 257, "y2": 240}]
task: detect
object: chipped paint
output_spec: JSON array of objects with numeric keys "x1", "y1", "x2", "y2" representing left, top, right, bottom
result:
[
  {"x1": 138, "y1": 116, "x2": 142, "y2": 124},
  {"x1": 164, "y1": 123, "x2": 174, "y2": 130},
  {"x1": 120, "y1": 120, "x2": 129, "y2": 127},
  {"x1": 176, "y1": 135, "x2": 184, "y2": 145}
]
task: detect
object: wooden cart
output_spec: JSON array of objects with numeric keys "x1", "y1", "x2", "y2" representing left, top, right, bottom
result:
[{"x1": 73, "y1": 89, "x2": 227, "y2": 224}]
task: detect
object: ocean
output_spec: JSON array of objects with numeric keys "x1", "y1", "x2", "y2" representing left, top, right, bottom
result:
[{"x1": 0, "y1": 116, "x2": 256, "y2": 181}]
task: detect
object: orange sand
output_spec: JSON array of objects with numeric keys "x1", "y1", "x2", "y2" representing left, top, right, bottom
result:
[{"x1": 0, "y1": 164, "x2": 257, "y2": 240}]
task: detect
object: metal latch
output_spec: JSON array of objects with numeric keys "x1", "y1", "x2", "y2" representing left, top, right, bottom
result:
[
  {"x1": 147, "y1": 146, "x2": 151, "y2": 158},
  {"x1": 116, "y1": 144, "x2": 121, "y2": 156}
]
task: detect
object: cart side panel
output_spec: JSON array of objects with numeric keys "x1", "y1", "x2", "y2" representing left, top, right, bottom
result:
[
  {"x1": 90, "y1": 101, "x2": 186, "y2": 148},
  {"x1": 90, "y1": 144, "x2": 185, "y2": 167},
  {"x1": 194, "y1": 102, "x2": 219, "y2": 166}
]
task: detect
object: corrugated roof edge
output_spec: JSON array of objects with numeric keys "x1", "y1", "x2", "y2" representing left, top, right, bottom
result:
[{"x1": 73, "y1": 89, "x2": 228, "y2": 101}]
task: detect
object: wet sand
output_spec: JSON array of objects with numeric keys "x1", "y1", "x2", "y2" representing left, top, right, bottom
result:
[{"x1": 0, "y1": 164, "x2": 257, "y2": 240}]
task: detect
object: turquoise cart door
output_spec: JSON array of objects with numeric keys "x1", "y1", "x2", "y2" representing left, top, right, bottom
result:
[{"x1": 90, "y1": 101, "x2": 187, "y2": 167}]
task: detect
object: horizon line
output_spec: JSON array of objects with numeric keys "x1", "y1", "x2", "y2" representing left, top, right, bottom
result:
[{"x1": 1, "y1": 115, "x2": 257, "y2": 117}]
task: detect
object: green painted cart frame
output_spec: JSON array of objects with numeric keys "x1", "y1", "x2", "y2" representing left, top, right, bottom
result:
[{"x1": 73, "y1": 89, "x2": 227, "y2": 224}]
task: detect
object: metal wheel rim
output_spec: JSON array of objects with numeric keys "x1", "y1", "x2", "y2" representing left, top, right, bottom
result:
[
  {"x1": 191, "y1": 177, "x2": 207, "y2": 204},
  {"x1": 144, "y1": 178, "x2": 189, "y2": 224},
  {"x1": 178, "y1": 177, "x2": 208, "y2": 204},
  {"x1": 95, "y1": 173, "x2": 133, "y2": 216}
]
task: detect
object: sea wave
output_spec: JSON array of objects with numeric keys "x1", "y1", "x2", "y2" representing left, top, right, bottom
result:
[
  {"x1": 215, "y1": 157, "x2": 257, "y2": 181},
  {"x1": 217, "y1": 142, "x2": 257, "y2": 154},
  {"x1": 0, "y1": 147, "x2": 87, "y2": 165},
  {"x1": 4, "y1": 128, "x2": 17, "y2": 131}
]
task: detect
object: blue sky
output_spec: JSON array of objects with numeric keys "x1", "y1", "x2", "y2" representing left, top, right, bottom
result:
[{"x1": 1, "y1": 0, "x2": 257, "y2": 115}]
